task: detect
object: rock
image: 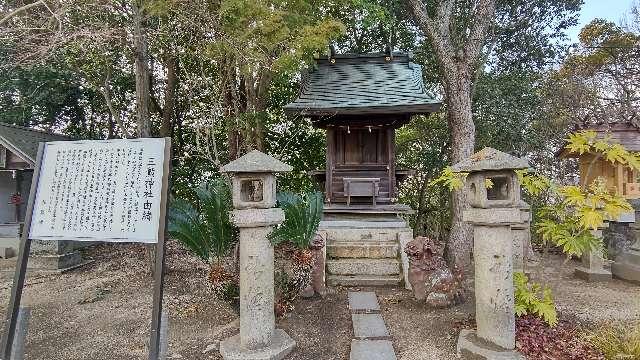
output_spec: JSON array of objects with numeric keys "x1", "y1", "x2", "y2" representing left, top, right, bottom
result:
[
  {"x1": 203, "y1": 341, "x2": 219, "y2": 353},
  {"x1": 404, "y1": 236, "x2": 464, "y2": 307}
]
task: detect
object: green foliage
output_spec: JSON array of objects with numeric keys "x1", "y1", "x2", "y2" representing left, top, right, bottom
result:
[
  {"x1": 429, "y1": 167, "x2": 468, "y2": 191},
  {"x1": 514, "y1": 272, "x2": 558, "y2": 327},
  {"x1": 586, "y1": 323, "x2": 640, "y2": 360},
  {"x1": 566, "y1": 131, "x2": 640, "y2": 171},
  {"x1": 168, "y1": 178, "x2": 237, "y2": 264},
  {"x1": 269, "y1": 191, "x2": 323, "y2": 249}
]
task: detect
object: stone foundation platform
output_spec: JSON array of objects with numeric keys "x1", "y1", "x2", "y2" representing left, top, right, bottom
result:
[
  {"x1": 220, "y1": 329, "x2": 295, "y2": 360},
  {"x1": 319, "y1": 214, "x2": 411, "y2": 287},
  {"x1": 457, "y1": 329, "x2": 525, "y2": 360}
]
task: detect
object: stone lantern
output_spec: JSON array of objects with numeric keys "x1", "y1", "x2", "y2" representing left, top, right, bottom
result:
[
  {"x1": 452, "y1": 147, "x2": 528, "y2": 360},
  {"x1": 219, "y1": 150, "x2": 296, "y2": 360}
]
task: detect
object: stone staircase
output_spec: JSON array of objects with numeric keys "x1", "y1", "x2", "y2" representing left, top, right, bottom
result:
[{"x1": 319, "y1": 216, "x2": 412, "y2": 287}]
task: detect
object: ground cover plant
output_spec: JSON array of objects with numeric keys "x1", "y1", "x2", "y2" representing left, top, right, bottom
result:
[{"x1": 586, "y1": 323, "x2": 640, "y2": 360}]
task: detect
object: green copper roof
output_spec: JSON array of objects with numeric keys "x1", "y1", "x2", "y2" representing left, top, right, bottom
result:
[
  {"x1": 0, "y1": 123, "x2": 71, "y2": 165},
  {"x1": 284, "y1": 52, "x2": 441, "y2": 116}
]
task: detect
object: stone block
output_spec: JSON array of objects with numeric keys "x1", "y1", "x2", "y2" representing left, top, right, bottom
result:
[
  {"x1": 397, "y1": 230, "x2": 412, "y2": 290},
  {"x1": 352, "y1": 314, "x2": 389, "y2": 339},
  {"x1": 327, "y1": 275, "x2": 402, "y2": 287},
  {"x1": 327, "y1": 259, "x2": 399, "y2": 276},
  {"x1": 574, "y1": 266, "x2": 612, "y2": 282},
  {"x1": 612, "y1": 253, "x2": 640, "y2": 284},
  {"x1": 350, "y1": 340, "x2": 396, "y2": 360},
  {"x1": 327, "y1": 242, "x2": 398, "y2": 259},
  {"x1": 28, "y1": 251, "x2": 82, "y2": 271},
  {"x1": 463, "y1": 208, "x2": 524, "y2": 226},
  {"x1": 220, "y1": 329, "x2": 295, "y2": 360},
  {"x1": 457, "y1": 329, "x2": 525, "y2": 360},
  {"x1": 230, "y1": 208, "x2": 284, "y2": 228},
  {"x1": 348, "y1": 292, "x2": 380, "y2": 313},
  {"x1": 321, "y1": 228, "x2": 406, "y2": 243}
]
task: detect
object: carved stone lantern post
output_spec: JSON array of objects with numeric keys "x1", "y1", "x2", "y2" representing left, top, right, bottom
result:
[
  {"x1": 220, "y1": 150, "x2": 296, "y2": 360},
  {"x1": 452, "y1": 148, "x2": 528, "y2": 360}
]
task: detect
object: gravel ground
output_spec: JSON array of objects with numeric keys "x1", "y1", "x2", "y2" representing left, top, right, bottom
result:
[{"x1": 0, "y1": 244, "x2": 636, "y2": 360}]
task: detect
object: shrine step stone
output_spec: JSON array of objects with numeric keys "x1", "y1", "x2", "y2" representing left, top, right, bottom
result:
[
  {"x1": 352, "y1": 313, "x2": 389, "y2": 339},
  {"x1": 327, "y1": 241, "x2": 398, "y2": 259},
  {"x1": 322, "y1": 227, "x2": 410, "y2": 243},
  {"x1": 350, "y1": 340, "x2": 397, "y2": 360},
  {"x1": 348, "y1": 291, "x2": 381, "y2": 312},
  {"x1": 328, "y1": 274, "x2": 402, "y2": 287},
  {"x1": 327, "y1": 259, "x2": 400, "y2": 276}
]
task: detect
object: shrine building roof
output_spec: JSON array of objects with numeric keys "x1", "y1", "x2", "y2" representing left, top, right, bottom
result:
[
  {"x1": 0, "y1": 123, "x2": 71, "y2": 166},
  {"x1": 283, "y1": 52, "x2": 441, "y2": 117}
]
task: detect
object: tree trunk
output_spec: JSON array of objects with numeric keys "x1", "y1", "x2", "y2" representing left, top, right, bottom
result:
[
  {"x1": 133, "y1": 2, "x2": 151, "y2": 138},
  {"x1": 160, "y1": 55, "x2": 177, "y2": 138},
  {"x1": 445, "y1": 73, "x2": 475, "y2": 267}
]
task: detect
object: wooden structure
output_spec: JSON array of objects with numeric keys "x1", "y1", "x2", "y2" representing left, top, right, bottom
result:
[
  {"x1": 0, "y1": 123, "x2": 70, "y2": 243},
  {"x1": 284, "y1": 51, "x2": 441, "y2": 212},
  {"x1": 559, "y1": 123, "x2": 640, "y2": 199}
]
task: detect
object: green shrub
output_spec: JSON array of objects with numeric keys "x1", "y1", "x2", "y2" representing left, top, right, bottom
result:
[
  {"x1": 269, "y1": 191, "x2": 323, "y2": 249},
  {"x1": 514, "y1": 272, "x2": 558, "y2": 327},
  {"x1": 168, "y1": 178, "x2": 237, "y2": 265},
  {"x1": 587, "y1": 323, "x2": 640, "y2": 360}
]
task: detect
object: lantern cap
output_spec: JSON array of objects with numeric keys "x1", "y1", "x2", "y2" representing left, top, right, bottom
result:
[
  {"x1": 221, "y1": 150, "x2": 292, "y2": 173},
  {"x1": 451, "y1": 147, "x2": 529, "y2": 173}
]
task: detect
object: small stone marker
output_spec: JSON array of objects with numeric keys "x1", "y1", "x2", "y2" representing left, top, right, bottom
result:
[
  {"x1": 575, "y1": 224, "x2": 612, "y2": 282},
  {"x1": 452, "y1": 148, "x2": 527, "y2": 359},
  {"x1": 348, "y1": 291, "x2": 380, "y2": 312},
  {"x1": 350, "y1": 340, "x2": 397, "y2": 360},
  {"x1": 219, "y1": 151, "x2": 296, "y2": 360}
]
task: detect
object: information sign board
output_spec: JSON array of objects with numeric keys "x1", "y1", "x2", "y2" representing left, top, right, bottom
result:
[
  {"x1": 0, "y1": 138, "x2": 171, "y2": 360},
  {"x1": 29, "y1": 139, "x2": 166, "y2": 243}
]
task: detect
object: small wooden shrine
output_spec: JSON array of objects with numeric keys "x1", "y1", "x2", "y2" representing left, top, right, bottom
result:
[
  {"x1": 559, "y1": 122, "x2": 640, "y2": 199},
  {"x1": 284, "y1": 50, "x2": 441, "y2": 213}
]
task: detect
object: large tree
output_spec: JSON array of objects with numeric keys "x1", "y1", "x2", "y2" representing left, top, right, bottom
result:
[
  {"x1": 406, "y1": 0, "x2": 581, "y2": 266},
  {"x1": 406, "y1": 0, "x2": 496, "y2": 266}
]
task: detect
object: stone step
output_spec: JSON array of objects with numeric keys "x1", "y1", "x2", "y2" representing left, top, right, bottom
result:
[
  {"x1": 352, "y1": 313, "x2": 390, "y2": 339},
  {"x1": 327, "y1": 241, "x2": 398, "y2": 259},
  {"x1": 350, "y1": 340, "x2": 397, "y2": 360},
  {"x1": 327, "y1": 274, "x2": 402, "y2": 287},
  {"x1": 327, "y1": 259, "x2": 400, "y2": 276},
  {"x1": 321, "y1": 228, "x2": 411, "y2": 243}
]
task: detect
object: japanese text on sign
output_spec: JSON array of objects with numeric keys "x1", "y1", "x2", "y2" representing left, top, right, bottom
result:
[{"x1": 29, "y1": 138, "x2": 167, "y2": 243}]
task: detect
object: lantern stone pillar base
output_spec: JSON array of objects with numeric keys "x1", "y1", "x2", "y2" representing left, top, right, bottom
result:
[
  {"x1": 28, "y1": 240, "x2": 84, "y2": 271},
  {"x1": 457, "y1": 329, "x2": 525, "y2": 360},
  {"x1": 574, "y1": 226, "x2": 611, "y2": 282},
  {"x1": 220, "y1": 329, "x2": 296, "y2": 360}
]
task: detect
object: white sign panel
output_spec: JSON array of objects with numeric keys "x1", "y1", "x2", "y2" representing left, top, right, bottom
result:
[{"x1": 29, "y1": 138, "x2": 167, "y2": 243}]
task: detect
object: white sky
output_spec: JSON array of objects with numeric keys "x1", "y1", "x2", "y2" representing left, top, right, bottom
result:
[{"x1": 566, "y1": 0, "x2": 636, "y2": 43}]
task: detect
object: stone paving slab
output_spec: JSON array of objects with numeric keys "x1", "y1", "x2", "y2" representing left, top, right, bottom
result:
[
  {"x1": 350, "y1": 340, "x2": 397, "y2": 360},
  {"x1": 351, "y1": 313, "x2": 389, "y2": 339},
  {"x1": 348, "y1": 291, "x2": 380, "y2": 312}
]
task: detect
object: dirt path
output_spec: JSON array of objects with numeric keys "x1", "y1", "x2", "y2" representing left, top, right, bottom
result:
[{"x1": 0, "y1": 244, "x2": 636, "y2": 360}]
